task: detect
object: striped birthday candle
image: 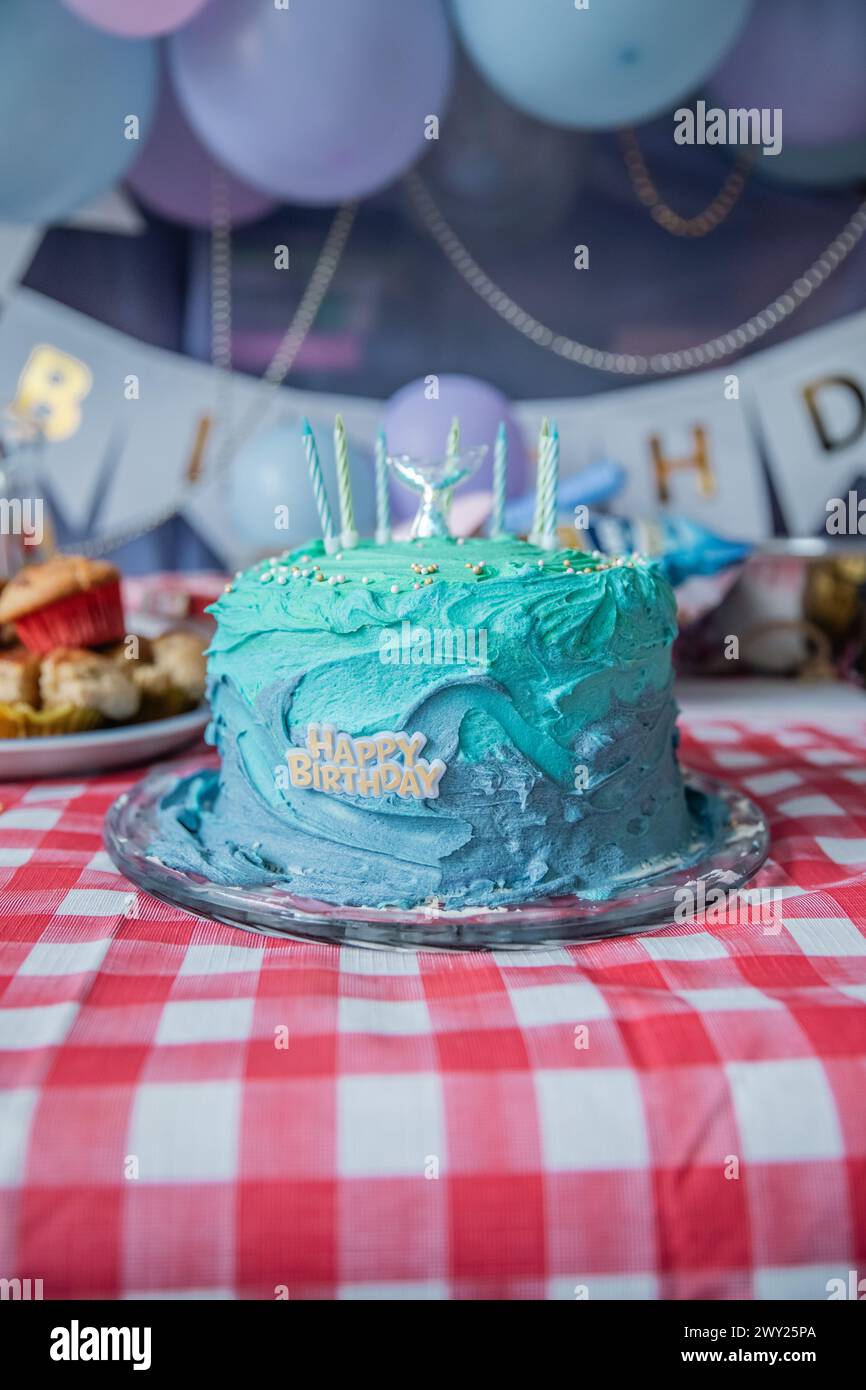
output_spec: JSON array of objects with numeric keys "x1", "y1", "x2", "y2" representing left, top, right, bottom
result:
[
  {"x1": 375, "y1": 428, "x2": 391, "y2": 544},
  {"x1": 529, "y1": 417, "x2": 550, "y2": 545},
  {"x1": 491, "y1": 420, "x2": 508, "y2": 538},
  {"x1": 302, "y1": 417, "x2": 340, "y2": 554},
  {"x1": 542, "y1": 421, "x2": 560, "y2": 550},
  {"x1": 334, "y1": 414, "x2": 358, "y2": 548}
]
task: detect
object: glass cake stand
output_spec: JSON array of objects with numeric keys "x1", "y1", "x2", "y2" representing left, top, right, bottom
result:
[{"x1": 104, "y1": 766, "x2": 770, "y2": 950}]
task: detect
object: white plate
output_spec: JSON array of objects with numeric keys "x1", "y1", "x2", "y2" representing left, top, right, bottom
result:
[{"x1": 0, "y1": 706, "x2": 209, "y2": 780}]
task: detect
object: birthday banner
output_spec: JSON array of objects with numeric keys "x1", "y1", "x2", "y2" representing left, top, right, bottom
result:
[
  {"x1": 0, "y1": 288, "x2": 381, "y2": 568},
  {"x1": 0, "y1": 286, "x2": 864, "y2": 564}
]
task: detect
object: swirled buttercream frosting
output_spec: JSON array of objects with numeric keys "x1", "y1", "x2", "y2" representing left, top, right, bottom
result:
[{"x1": 148, "y1": 536, "x2": 699, "y2": 908}]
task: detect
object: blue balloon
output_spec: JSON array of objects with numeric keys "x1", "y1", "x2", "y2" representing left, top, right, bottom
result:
[
  {"x1": 452, "y1": 0, "x2": 753, "y2": 130},
  {"x1": 228, "y1": 420, "x2": 376, "y2": 552},
  {"x1": 0, "y1": 0, "x2": 157, "y2": 223}
]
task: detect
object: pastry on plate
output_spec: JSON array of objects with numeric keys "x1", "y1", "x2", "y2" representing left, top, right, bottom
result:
[
  {"x1": 0, "y1": 555, "x2": 125, "y2": 654},
  {"x1": 40, "y1": 647, "x2": 140, "y2": 724},
  {"x1": 0, "y1": 646, "x2": 108, "y2": 738}
]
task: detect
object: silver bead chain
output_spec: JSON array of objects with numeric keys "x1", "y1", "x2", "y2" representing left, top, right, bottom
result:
[
  {"x1": 68, "y1": 196, "x2": 358, "y2": 557},
  {"x1": 405, "y1": 169, "x2": 866, "y2": 376}
]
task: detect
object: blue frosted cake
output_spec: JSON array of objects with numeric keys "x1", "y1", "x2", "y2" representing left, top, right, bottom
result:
[{"x1": 150, "y1": 535, "x2": 699, "y2": 910}]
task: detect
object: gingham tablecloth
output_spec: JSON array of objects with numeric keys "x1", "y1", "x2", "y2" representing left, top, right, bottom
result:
[{"x1": 1, "y1": 716, "x2": 865, "y2": 1301}]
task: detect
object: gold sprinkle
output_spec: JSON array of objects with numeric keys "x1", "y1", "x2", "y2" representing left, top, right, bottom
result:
[
  {"x1": 424, "y1": 577, "x2": 433, "y2": 586},
  {"x1": 315, "y1": 572, "x2": 325, "y2": 582}
]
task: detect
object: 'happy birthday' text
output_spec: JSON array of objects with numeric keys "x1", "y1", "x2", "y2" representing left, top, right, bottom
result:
[{"x1": 280, "y1": 722, "x2": 447, "y2": 800}]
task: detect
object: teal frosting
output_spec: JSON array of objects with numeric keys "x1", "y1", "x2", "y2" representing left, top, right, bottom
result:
[{"x1": 149, "y1": 536, "x2": 698, "y2": 908}]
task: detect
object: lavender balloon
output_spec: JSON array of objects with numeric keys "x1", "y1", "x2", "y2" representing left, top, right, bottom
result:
[
  {"x1": 710, "y1": 0, "x2": 866, "y2": 148},
  {"x1": 128, "y1": 65, "x2": 277, "y2": 228},
  {"x1": 383, "y1": 376, "x2": 528, "y2": 521},
  {"x1": 170, "y1": 0, "x2": 453, "y2": 205},
  {"x1": 63, "y1": 0, "x2": 208, "y2": 37}
]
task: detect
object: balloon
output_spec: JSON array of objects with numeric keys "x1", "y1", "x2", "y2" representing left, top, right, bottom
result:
[
  {"x1": 0, "y1": 0, "x2": 157, "y2": 224},
  {"x1": 128, "y1": 65, "x2": 277, "y2": 227},
  {"x1": 228, "y1": 420, "x2": 375, "y2": 552},
  {"x1": 383, "y1": 376, "x2": 528, "y2": 521},
  {"x1": 62, "y1": 0, "x2": 209, "y2": 37},
  {"x1": 753, "y1": 137, "x2": 866, "y2": 188},
  {"x1": 170, "y1": 0, "x2": 453, "y2": 204},
  {"x1": 451, "y1": 0, "x2": 753, "y2": 130},
  {"x1": 709, "y1": 0, "x2": 866, "y2": 148}
]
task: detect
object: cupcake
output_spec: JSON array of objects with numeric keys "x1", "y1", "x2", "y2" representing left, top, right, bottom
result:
[
  {"x1": 0, "y1": 646, "x2": 47, "y2": 736},
  {"x1": 0, "y1": 556, "x2": 125, "y2": 654},
  {"x1": 0, "y1": 646, "x2": 106, "y2": 737},
  {"x1": 40, "y1": 648, "x2": 140, "y2": 724},
  {"x1": 128, "y1": 630, "x2": 207, "y2": 722}
]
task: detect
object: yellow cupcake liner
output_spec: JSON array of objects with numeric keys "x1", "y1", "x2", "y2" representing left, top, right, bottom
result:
[{"x1": 0, "y1": 702, "x2": 104, "y2": 738}]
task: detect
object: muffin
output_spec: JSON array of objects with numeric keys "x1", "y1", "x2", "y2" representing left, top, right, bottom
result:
[
  {"x1": 0, "y1": 647, "x2": 105, "y2": 738},
  {"x1": 0, "y1": 556, "x2": 125, "y2": 654},
  {"x1": 40, "y1": 648, "x2": 140, "y2": 723},
  {"x1": 130, "y1": 630, "x2": 207, "y2": 721},
  {"x1": 0, "y1": 646, "x2": 41, "y2": 706}
]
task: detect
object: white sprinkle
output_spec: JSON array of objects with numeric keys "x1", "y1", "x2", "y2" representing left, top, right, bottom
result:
[
  {"x1": 457, "y1": 537, "x2": 465, "y2": 545},
  {"x1": 336, "y1": 573, "x2": 345, "y2": 583},
  {"x1": 362, "y1": 576, "x2": 371, "y2": 584},
  {"x1": 276, "y1": 576, "x2": 287, "y2": 585},
  {"x1": 390, "y1": 583, "x2": 399, "y2": 593}
]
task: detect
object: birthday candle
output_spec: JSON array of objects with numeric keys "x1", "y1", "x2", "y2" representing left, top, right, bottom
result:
[
  {"x1": 375, "y1": 427, "x2": 391, "y2": 544},
  {"x1": 491, "y1": 421, "x2": 508, "y2": 538},
  {"x1": 530, "y1": 418, "x2": 550, "y2": 545},
  {"x1": 542, "y1": 421, "x2": 560, "y2": 550},
  {"x1": 302, "y1": 417, "x2": 340, "y2": 555},
  {"x1": 443, "y1": 415, "x2": 460, "y2": 520},
  {"x1": 334, "y1": 414, "x2": 358, "y2": 548}
]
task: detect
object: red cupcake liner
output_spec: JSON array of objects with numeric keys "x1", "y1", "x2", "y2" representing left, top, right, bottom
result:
[{"x1": 15, "y1": 580, "x2": 125, "y2": 654}]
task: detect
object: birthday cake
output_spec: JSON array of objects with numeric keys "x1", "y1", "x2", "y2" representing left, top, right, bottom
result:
[{"x1": 150, "y1": 533, "x2": 701, "y2": 910}]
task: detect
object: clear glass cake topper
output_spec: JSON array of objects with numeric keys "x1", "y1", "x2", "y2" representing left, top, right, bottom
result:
[{"x1": 388, "y1": 445, "x2": 488, "y2": 538}]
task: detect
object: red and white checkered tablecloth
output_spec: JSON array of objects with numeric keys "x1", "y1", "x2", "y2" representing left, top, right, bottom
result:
[{"x1": 1, "y1": 715, "x2": 865, "y2": 1301}]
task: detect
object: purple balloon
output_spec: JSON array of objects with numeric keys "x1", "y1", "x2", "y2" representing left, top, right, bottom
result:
[
  {"x1": 709, "y1": 0, "x2": 866, "y2": 147},
  {"x1": 63, "y1": 0, "x2": 208, "y2": 38},
  {"x1": 127, "y1": 65, "x2": 277, "y2": 228},
  {"x1": 170, "y1": 0, "x2": 453, "y2": 205},
  {"x1": 383, "y1": 376, "x2": 528, "y2": 521}
]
